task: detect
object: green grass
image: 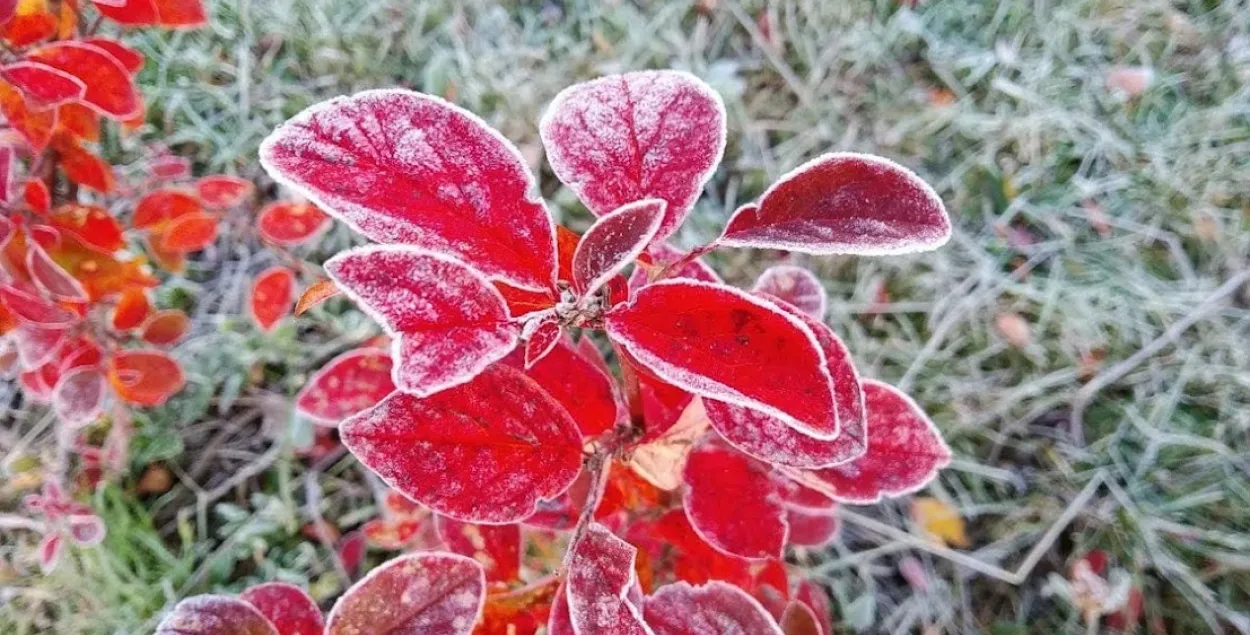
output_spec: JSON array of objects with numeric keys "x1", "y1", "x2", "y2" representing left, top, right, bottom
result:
[{"x1": 2, "y1": 0, "x2": 1249, "y2": 632}]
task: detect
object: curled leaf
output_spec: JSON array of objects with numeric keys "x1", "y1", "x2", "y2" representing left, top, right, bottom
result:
[
  {"x1": 643, "y1": 581, "x2": 784, "y2": 635},
  {"x1": 752, "y1": 265, "x2": 826, "y2": 320},
  {"x1": 155, "y1": 595, "x2": 279, "y2": 635}
]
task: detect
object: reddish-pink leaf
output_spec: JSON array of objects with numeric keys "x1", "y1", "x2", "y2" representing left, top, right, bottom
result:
[
  {"x1": 52, "y1": 366, "x2": 106, "y2": 428},
  {"x1": 546, "y1": 583, "x2": 575, "y2": 635},
  {"x1": 27, "y1": 242, "x2": 88, "y2": 303},
  {"x1": 38, "y1": 533, "x2": 63, "y2": 573},
  {"x1": 571, "y1": 199, "x2": 665, "y2": 297},
  {"x1": 240, "y1": 583, "x2": 325, "y2": 635},
  {"x1": 780, "y1": 602, "x2": 821, "y2": 635},
  {"x1": 0, "y1": 146, "x2": 11, "y2": 204},
  {"x1": 509, "y1": 336, "x2": 620, "y2": 439},
  {"x1": 0, "y1": 61, "x2": 84, "y2": 109},
  {"x1": 27, "y1": 42, "x2": 140, "y2": 119},
  {"x1": 260, "y1": 89, "x2": 557, "y2": 291},
  {"x1": 66, "y1": 513, "x2": 106, "y2": 546},
  {"x1": 644, "y1": 581, "x2": 784, "y2": 635},
  {"x1": 81, "y1": 37, "x2": 144, "y2": 74},
  {"x1": 156, "y1": 595, "x2": 279, "y2": 635},
  {"x1": 565, "y1": 523, "x2": 651, "y2": 635},
  {"x1": 249, "y1": 266, "x2": 295, "y2": 332},
  {"x1": 12, "y1": 323, "x2": 69, "y2": 369},
  {"x1": 521, "y1": 315, "x2": 561, "y2": 368},
  {"x1": 256, "y1": 201, "x2": 331, "y2": 246},
  {"x1": 606, "y1": 279, "x2": 838, "y2": 439},
  {"x1": 325, "y1": 245, "x2": 518, "y2": 397},
  {"x1": 777, "y1": 480, "x2": 838, "y2": 548},
  {"x1": 133, "y1": 189, "x2": 202, "y2": 229},
  {"x1": 795, "y1": 581, "x2": 831, "y2": 635},
  {"x1": 720, "y1": 153, "x2": 951, "y2": 256},
  {"x1": 0, "y1": 283, "x2": 78, "y2": 327},
  {"x1": 295, "y1": 347, "x2": 395, "y2": 426},
  {"x1": 705, "y1": 300, "x2": 865, "y2": 469},
  {"x1": 0, "y1": 0, "x2": 16, "y2": 25},
  {"x1": 434, "y1": 515, "x2": 521, "y2": 583},
  {"x1": 139, "y1": 309, "x2": 189, "y2": 345},
  {"x1": 798, "y1": 380, "x2": 950, "y2": 503},
  {"x1": 94, "y1": 0, "x2": 207, "y2": 28},
  {"x1": 196, "y1": 175, "x2": 254, "y2": 208},
  {"x1": 337, "y1": 530, "x2": 366, "y2": 574},
  {"x1": 325, "y1": 552, "x2": 485, "y2": 635},
  {"x1": 159, "y1": 211, "x2": 219, "y2": 252},
  {"x1": 340, "y1": 364, "x2": 583, "y2": 523},
  {"x1": 540, "y1": 70, "x2": 726, "y2": 242},
  {"x1": 150, "y1": 155, "x2": 191, "y2": 180},
  {"x1": 752, "y1": 265, "x2": 826, "y2": 320},
  {"x1": 682, "y1": 441, "x2": 787, "y2": 559}
]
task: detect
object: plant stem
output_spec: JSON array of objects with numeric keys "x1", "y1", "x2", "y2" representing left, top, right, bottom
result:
[
  {"x1": 653, "y1": 241, "x2": 718, "y2": 282},
  {"x1": 0, "y1": 514, "x2": 45, "y2": 533},
  {"x1": 559, "y1": 429, "x2": 631, "y2": 573}
]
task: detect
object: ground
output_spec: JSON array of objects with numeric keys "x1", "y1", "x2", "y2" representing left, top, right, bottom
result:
[{"x1": 2, "y1": 0, "x2": 1248, "y2": 633}]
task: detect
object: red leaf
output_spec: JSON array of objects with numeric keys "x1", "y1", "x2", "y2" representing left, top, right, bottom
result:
[
  {"x1": 159, "y1": 211, "x2": 218, "y2": 252},
  {"x1": 240, "y1": 583, "x2": 325, "y2": 635},
  {"x1": 540, "y1": 70, "x2": 726, "y2": 242},
  {"x1": 107, "y1": 348, "x2": 185, "y2": 406},
  {"x1": 325, "y1": 552, "x2": 485, "y2": 635},
  {"x1": 139, "y1": 309, "x2": 189, "y2": 345},
  {"x1": 337, "y1": 530, "x2": 366, "y2": 574},
  {"x1": 27, "y1": 242, "x2": 88, "y2": 303},
  {"x1": 572, "y1": 199, "x2": 665, "y2": 297},
  {"x1": 260, "y1": 89, "x2": 557, "y2": 291},
  {"x1": 565, "y1": 523, "x2": 650, "y2": 635},
  {"x1": 294, "y1": 278, "x2": 340, "y2": 315},
  {"x1": 48, "y1": 204, "x2": 125, "y2": 253},
  {"x1": 720, "y1": 153, "x2": 950, "y2": 256},
  {"x1": 509, "y1": 336, "x2": 620, "y2": 439},
  {"x1": 0, "y1": 283, "x2": 78, "y2": 326},
  {"x1": 295, "y1": 347, "x2": 395, "y2": 426},
  {"x1": 476, "y1": 577, "x2": 560, "y2": 635},
  {"x1": 434, "y1": 515, "x2": 521, "y2": 583},
  {"x1": 546, "y1": 583, "x2": 574, "y2": 635},
  {"x1": 56, "y1": 102, "x2": 101, "y2": 142},
  {"x1": 705, "y1": 300, "x2": 865, "y2": 469},
  {"x1": 752, "y1": 265, "x2": 826, "y2": 320},
  {"x1": 28, "y1": 42, "x2": 140, "y2": 119},
  {"x1": 521, "y1": 316, "x2": 561, "y2": 368},
  {"x1": 325, "y1": 246, "x2": 518, "y2": 397},
  {"x1": 155, "y1": 595, "x2": 279, "y2": 635},
  {"x1": 93, "y1": 0, "x2": 207, "y2": 28},
  {"x1": 111, "y1": 289, "x2": 149, "y2": 330},
  {"x1": 682, "y1": 441, "x2": 788, "y2": 560},
  {"x1": 777, "y1": 480, "x2": 838, "y2": 548},
  {"x1": 53, "y1": 135, "x2": 115, "y2": 193},
  {"x1": 606, "y1": 280, "x2": 839, "y2": 439},
  {"x1": 52, "y1": 366, "x2": 106, "y2": 428},
  {"x1": 196, "y1": 175, "x2": 253, "y2": 208},
  {"x1": 0, "y1": 0, "x2": 56, "y2": 47},
  {"x1": 0, "y1": 61, "x2": 85, "y2": 109},
  {"x1": 150, "y1": 154, "x2": 190, "y2": 180},
  {"x1": 340, "y1": 364, "x2": 583, "y2": 523},
  {"x1": 256, "y1": 201, "x2": 330, "y2": 246},
  {"x1": 24, "y1": 179, "x2": 50, "y2": 215},
  {"x1": 81, "y1": 37, "x2": 145, "y2": 74},
  {"x1": 0, "y1": 146, "x2": 10, "y2": 204},
  {"x1": 0, "y1": 0, "x2": 18, "y2": 27},
  {"x1": 249, "y1": 266, "x2": 295, "y2": 332},
  {"x1": 134, "y1": 189, "x2": 202, "y2": 229},
  {"x1": 798, "y1": 380, "x2": 950, "y2": 503},
  {"x1": 0, "y1": 80, "x2": 56, "y2": 150},
  {"x1": 643, "y1": 581, "x2": 784, "y2": 635}
]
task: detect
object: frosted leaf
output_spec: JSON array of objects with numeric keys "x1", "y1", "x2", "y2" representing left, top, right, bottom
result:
[
  {"x1": 256, "y1": 201, "x2": 331, "y2": 246},
  {"x1": 66, "y1": 513, "x2": 105, "y2": 546},
  {"x1": 3, "y1": 280, "x2": 81, "y2": 325},
  {"x1": 260, "y1": 89, "x2": 557, "y2": 291},
  {"x1": 800, "y1": 380, "x2": 951, "y2": 503},
  {"x1": 541, "y1": 70, "x2": 726, "y2": 242},
  {"x1": 605, "y1": 280, "x2": 839, "y2": 440},
  {"x1": 522, "y1": 315, "x2": 562, "y2": 369},
  {"x1": 295, "y1": 347, "x2": 396, "y2": 426},
  {"x1": 751, "y1": 265, "x2": 826, "y2": 320},
  {"x1": 155, "y1": 595, "x2": 279, "y2": 635},
  {"x1": 720, "y1": 153, "x2": 950, "y2": 256},
  {"x1": 627, "y1": 397, "x2": 710, "y2": 491},
  {"x1": 340, "y1": 365, "x2": 583, "y2": 524},
  {"x1": 508, "y1": 336, "x2": 620, "y2": 438},
  {"x1": 27, "y1": 42, "x2": 139, "y2": 119},
  {"x1": 325, "y1": 552, "x2": 485, "y2": 635},
  {"x1": 779, "y1": 601, "x2": 821, "y2": 635},
  {"x1": 566, "y1": 523, "x2": 654, "y2": 635},
  {"x1": 0, "y1": 61, "x2": 86, "y2": 109},
  {"x1": 776, "y1": 479, "x2": 838, "y2": 548},
  {"x1": 13, "y1": 323, "x2": 70, "y2": 369},
  {"x1": 546, "y1": 583, "x2": 575, "y2": 635},
  {"x1": 682, "y1": 441, "x2": 788, "y2": 560},
  {"x1": 52, "y1": 366, "x2": 106, "y2": 428},
  {"x1": 38, "y1": 533, "x2": 63, "y2": 573},
  {"x1": 794, "y1": 580, "x2": 832, "y2": 635},
  {"x1": 571, "y1": 199, "x2": 666, "y2": 298},
  {"x1": 705, "y1": 298, "x2": 866, "y2": 469},
  {"x1": 249, "y1": 266, "x2": 296, "y2": 333},
  {"x1": 643, "y1": 581, "x2": 784, "y2": 635},
  {"x1": 325, "y1": 245, "x2": 520, "y2": 397},
  {"x1": 240, "y1": 583, "x2": 325, "y2": 635},
  {"x1": 434, "y1": 515, "x2": 521, "y2": 583}
]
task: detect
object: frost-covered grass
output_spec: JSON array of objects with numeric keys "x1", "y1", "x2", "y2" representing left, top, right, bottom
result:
[{"x1": 3, "y1": 0, "x2": 1249, "y2": 633}]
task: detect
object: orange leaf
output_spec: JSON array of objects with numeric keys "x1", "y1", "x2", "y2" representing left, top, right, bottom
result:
[
  {"x1": 95, "y1": 0, "x2": 206, "y2": 28},
  {"x1": 256, "y1": 201, "x2": 330, "y2": 245},
  {"x1": 0, "y1": 0, "x2": 57, "y2": 47},
  {"x1": 911, "y1": 497, "x2": 969, "y2": 548},
  {"x1": 24, "y1": 180, "x2": 50, "y2": 215},
  {"x1": 144, "y1": 232, "x2": 185, "y2": 273},
  {"x1": 133, "y1": 189, "x2": 202, "y2": 230},
  {"x1": 474, "y1": 577, "x2": 560, "y2": 635},
  {"x1": 48, "y1": 204, "x2": 124, "y2": 253},
  {"x1": 158, "y1": 211, "x2": 217, "y2": 253},
  {"x1": 107, "y1": 349, "x2": 185, "y2": 407},
  {"x1": 139, "y1": 309, "x2": 188, "y2": 345},
  {"x1": 56, "y1": 102, "x2": 100, "y2": 142},
  {"x1": 28, "y1": 42, "x2": 141, "y2": 119},
  {"x1": 250, "y1": 266, "x2": 295, "y2": 332},
  {"x1": 0, "y1": 80, "x2": 56, "y2": 151},
  {"x1": 53, "y1": 135, "x2": 114, "y2": 193},
  {"x1": 294, "y1": 277, "x2": 340, "y2": 315},
  {"x1": 111, "y1": 288, "x2": 151, "y2": 331},
  {"x1": 196, "y1": 175, "x2": 253, "y2": 208},
  {"x1": 46, "y1": 230, "x2": 159, "y2": 301}
]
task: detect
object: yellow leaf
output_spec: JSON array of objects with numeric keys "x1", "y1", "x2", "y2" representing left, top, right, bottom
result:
[
  {"x1": 626, "y1": 397, "x2": 710, "y2": 491},
  {"x1": 911, "y1": 497, "x2": 969, "y2": 548}
]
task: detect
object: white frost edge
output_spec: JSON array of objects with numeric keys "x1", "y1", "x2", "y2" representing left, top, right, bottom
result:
[
  {"x1": 752, "y1": 264, "x2": 828, "y2": 322},
  {"x1": 568, "y1": 524, "x2": 657, "y2": 635},
  {"x1": 538, "y1": 69, "x2": 728, "y2": 235},
  {"x1": 51, "y1": 366, "x2": 106, "y2": 429},
  {"x1": 323, "y1": 244, "x2": 519, "y2": 399},
  {"x1": 606, "y1": 278, "x2": 841, "y2": 441},
  {"x1": 573, "y1": 198, "x2": 667, "y2": 299},
  {"x1": 38, "y1": 42, "x2": 141, "y2": 120},
  {"x1": 719, "y1": 152, "x2": 952, "y2": 256},
  {"x1": 646, "y1": 581, "x2": 785, "y2": 635},
  {"x1": 258, "y1": 87, "x2": 558, "y2": 293},
  {"x1": 0, "y1": 61, "x2": 88, "y2": 109},
  {"x1": 523, "y1": 321, "x2": 563, "y2": 369},
  {"x1": 293, "y1": 347, "x2": 394, "y2": 427},
  {"x1": 154, "y1": 595, "x2": 279, "y2": 635},
  {"x1": 26, "y1": 242, "x2": 89, "y2": 304},
  {"x1": 323, "y1": 552, "x2": 487, "y2": 635}
]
